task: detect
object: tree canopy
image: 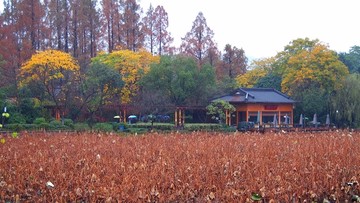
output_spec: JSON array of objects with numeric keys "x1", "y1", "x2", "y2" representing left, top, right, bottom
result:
[
  {"x1": 338, "y1": 46, "x2": 360, "y2": 73},
  {"x1": 92, "y1": 49, "x2": 160, "y2": 104},
  {"x1": 139, "y1": 55, "x2": 216, "y2": 107},
  {"x1": 180, "y1": 12, "x2": 217, "y2": 66},
  {"x1": 19, "y1": 50, "x2": 80, "y2": 108},
  {"x1": 281, "y1": 43, "x2": 349, "y2": 95}
]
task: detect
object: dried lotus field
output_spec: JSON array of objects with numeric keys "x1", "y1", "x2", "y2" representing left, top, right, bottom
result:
[{"x1": 1, "y1": 131, "x2": 360, "y2": 202}]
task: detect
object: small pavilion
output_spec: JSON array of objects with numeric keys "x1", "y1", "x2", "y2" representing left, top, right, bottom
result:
[{"x1": 214, "y1": 88, "x2": 296, "y2": 127}]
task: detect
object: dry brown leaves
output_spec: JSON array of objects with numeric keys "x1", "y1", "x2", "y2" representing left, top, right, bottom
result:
[{"x1": 1, "y1": 130, "x2": 360, "y2": 202}]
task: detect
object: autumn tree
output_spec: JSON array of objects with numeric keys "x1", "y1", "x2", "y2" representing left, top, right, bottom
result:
[
  {"x1": 47, "y1": 0, "x2": 70, "y2": 51},
  {"x1": 281, "y1": 43, "x2": 349, "y2": 95},
  {"x1": 236, "y1": 67, "x2": 267, "y2": 88},
  {"x1": 101, "y1": 0, "x2": 122, "y2": 53},
  {"x1": 70, "y1": 0, "x2": 101, "y2": 66},
  {"x1": 0, "y1": 0, "x2": 46, "y2": 96},
  {"x1": 180, "y1": 12, "x2": 217, "y2": 66},
  {"x1": 121, "y1": 0, "x2": 143, "y2": 51},
  {"x1": 153, "y1": 5, "x2": 173, "y2": 55},
  {"x1": 19, "y1": 50, "x2": 80, "y2": 119},
  {"x1": 143, "y1": 4, "x2": 173, "y2": 55},
  {"x1": 249, "y1": 57, "x2": 282, "y2": 90},
  {"x1": 92, "y1": 49, "x2": 159, "y2": 104},
  {"x1": 220, "y1": 44, "x2": 247, "y2": 79},
  {"x1": 142, "y1": 4, "x2": 156, "y2": 54}
]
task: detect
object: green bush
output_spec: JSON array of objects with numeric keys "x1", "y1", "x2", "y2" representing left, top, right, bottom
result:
[
  {"x1": 184, "y1": 123, "x2": 222, "y2": 131},
  {"x1": 5, "y1": 124, "x2": 25, "y2": 131},
  {"x1": 219, "y1": 126, "x2": 237, "y2": 132},
  {"x1": 93, "y1": 123, "x2": 114, "y2": 132},
  {"x1": 49, "y1": 120, "x2": 71, "y2": 130},
  {"x1": 74, "y1": 123, "x2": 90, "y2": 131},
  {"x1": 39, "y1": 123, "x2": 51, "y2": 130},
  {"x1": 130, "y1": 122, "x2": 174, "y2": 131},
  {"x1": 5, "y1": 123, "x2": 43, "y2": 131},
  {"x1": 8, "y1": 112, "x2": 26, "y2": 124},
  {"x1": 33, "y1": 117, "x2": 47, "y2": 125},
  {"x1": 63, "y1": 119, "x2": 74, "y2": 128}
]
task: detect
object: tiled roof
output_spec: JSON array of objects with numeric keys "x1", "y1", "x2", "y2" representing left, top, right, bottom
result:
[{"x1": 214, "y1": 88, "x2": 296, "y2": 104}]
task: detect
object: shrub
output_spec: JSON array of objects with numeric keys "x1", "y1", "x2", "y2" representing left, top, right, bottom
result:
[
  {"x1": 49, "y1": 120, "x2": 71, "y2": 130},
  {"x1": 74, "y1": 123, "x2": 90, "y2": 131},
  {"x1": 33, "y1": 117, "x2": 47, "y2": 125},
  {"x1": 130, "y1": 123, "x2": 174, "y2": 131},
  {"x1": 63, "y1": 119, "x2": 74, "y2": 128},
  {"x1": 5, "y1": 124, "x2": 42, "y2": 131},
  {"x1": 184, "y1": 123, "x2": 222, "y2": 131},
  {"x1": 93, "y1": 123, "x2": 114, "y2": 132},
  {"x1": 8, "y1": 112, "x2": 26, "y2": 124}
]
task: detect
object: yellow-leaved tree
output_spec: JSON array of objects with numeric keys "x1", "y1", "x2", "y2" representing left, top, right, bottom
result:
[
  {"x1": 281, "y1": 44, "x2": 349, "y2": 95},
  {"x1": 92, "y1": 49, "x2": 160, "y2": 104},
  {"x1": 235, "y1": 58, "x2": 274, "y2": 87},
  {"x1": 19, "y1": 50, "x2": 80, "y2": 119}
]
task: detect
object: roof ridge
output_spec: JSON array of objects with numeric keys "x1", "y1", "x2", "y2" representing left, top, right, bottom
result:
[{"x1": 239, "y1": 88, "x2": 255, "y2": 98}]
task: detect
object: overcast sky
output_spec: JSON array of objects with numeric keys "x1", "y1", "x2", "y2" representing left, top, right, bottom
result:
[{"x1": 139, "y1": 0, "x2": 360, "y2": 60}]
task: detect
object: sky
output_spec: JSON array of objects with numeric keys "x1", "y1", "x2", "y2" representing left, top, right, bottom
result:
[{"x1": 139, "y1": 0, "x2": 360, "y2": 60}]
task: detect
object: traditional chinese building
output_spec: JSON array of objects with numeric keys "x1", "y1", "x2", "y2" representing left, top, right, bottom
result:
[{"x1": 214, "y1": 88, "x2": 296, "y2": 127}]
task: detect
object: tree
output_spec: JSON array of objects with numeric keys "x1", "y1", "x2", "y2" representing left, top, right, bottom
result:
[
  {"x1": 221, "y1": 44, "x2": 247, "y2": 79},
  {"x1": 338, "y1": 45, "x2": 360, "y2": 73},
  {"x1": 281, "y1": 43, "x2": 349, "y2": 95},
  {"x1": 252, "y1": 57, "x2": 281, "y2": 90},
  {"x1": 255, "y1": 72, "x2": 282, "y2": 90},
  {"x1": 331, "y1": 74, "x2": 360, "y2": 128},
  {"x1": 139, "y1": 55, "x2": 217, "y2": 107},
  {"x1": 292, "y1": 83, "x2": 327, "y2": 121},
  {"x1": 236, "y1": 67, "x2": 267, "y2": 88},
  {"x1": 101, "y1": 0, "x2": 122, "y2": 53},
  {"x1": 121, "y1": 0, "x2": 143, "y2": 51},
  {"x1": 0, "y1": 0, "x2": 45, "y2": 97},
  {"x1": 153, "y1": 5, "x2": 173, "y2": 55},
  {"x1": 142, "y1": 4, "x2": 156, "y2": 54},
  {"x1": 92, "y1": 49, "x2": 160, "y2": 104},
  {"x1": 206, "y1": 100, "x2": 235, "y2": 124},
  {"x1": 180, "y1": 12, "x2": 217, "y2": 66},
  {"x1": 19, "y1": 50, "x2": 80, "y2": 118},
  {"x1": 78, "y1": 61, "x2": 123, "y2": 121}
]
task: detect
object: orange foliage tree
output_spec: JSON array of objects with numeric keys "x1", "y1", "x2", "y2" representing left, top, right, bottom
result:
[{"x1": 92, "y1": 49, "x2": 160, "y2": 104}]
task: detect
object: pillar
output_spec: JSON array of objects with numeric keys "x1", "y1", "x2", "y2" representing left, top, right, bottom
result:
[
  {"x1": 175, "y1": 109, "x2": 178, "y2": 126},
  {"x1": 182, "y1": 109, "x2": 185, "y2": 126},
  {"x1": 55, "y1": 108, "x2": 60, "y2": 121}
]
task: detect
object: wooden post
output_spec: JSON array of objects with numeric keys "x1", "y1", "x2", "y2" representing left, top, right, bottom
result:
[
  {"x1": 229, "y1": 111, "x2": 232, "y2": 126},
  {"x1": 55, "y1": 108, "x2": 60, "y2": 121},
  {"x1": 225, "y1": 109, "x2": 229, "y2": 126},
  {"x1": 175, "y1": 109, "x2": 178, "y2": 127},
  {"x1": 182, "y1": 109, "x2": 185, "y2": 126},
  {"x1": 236, "y1": 110, "x2": 239, "y2": 126}
]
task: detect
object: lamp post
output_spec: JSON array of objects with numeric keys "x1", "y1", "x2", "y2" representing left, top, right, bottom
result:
[
  {"x1": 336, "y1": 110, "x2": 339, "y2": 128},
  {"x1": 2, "y1": 107, "x2": 8, "y2": 127}
]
